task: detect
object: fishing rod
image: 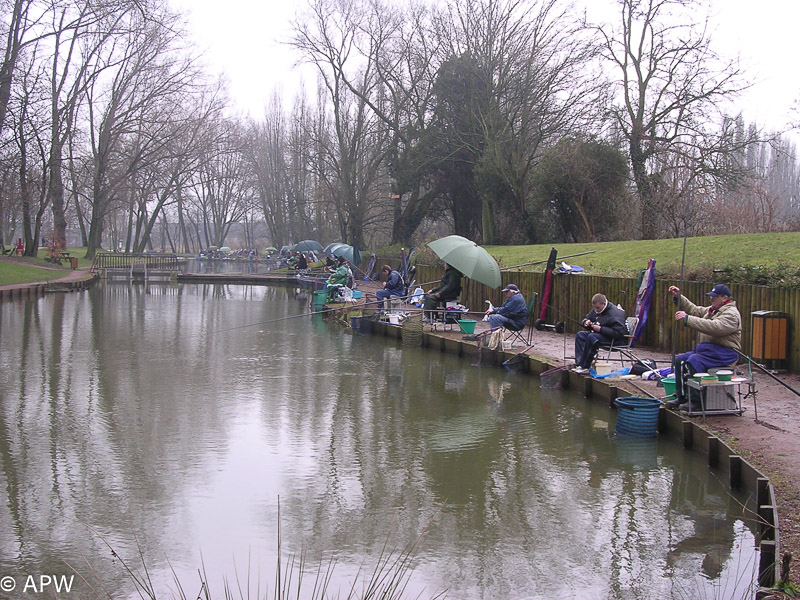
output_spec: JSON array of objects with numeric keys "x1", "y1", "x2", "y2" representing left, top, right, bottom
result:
[
  {"x1": 672, "y1": 193, "x2": 691, "y2": 363},
  {"x1": 501, "y1": 251, "x2": 596, "y2": 271},
  {"x1": 736, "y1": 350, "x2": 800, "y2": 398},
  {"x1": 213, "y1": 288, "x2": 429, "y2": 334}
]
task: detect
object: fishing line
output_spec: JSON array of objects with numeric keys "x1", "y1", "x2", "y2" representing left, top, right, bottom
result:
[{"x1": 211, "y1": 289, "x2": 425, "y2": 335}]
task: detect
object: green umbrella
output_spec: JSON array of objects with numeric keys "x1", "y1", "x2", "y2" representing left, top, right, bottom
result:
[
  {"x1": 427, "y1": 235, "x2": 501, "y2": 289},
  {"x1": 265, "y1": 246, "x2": 278, "y2": 252},
  {"x1": 324, "y1": 242, "x2": 347, "y2": 254},
  {"x1": 331, "y1": 244, "x2": 363, "y2": 265},
  {"x1": 292, "y1": 239, "x2": 324, "y2": 252}
]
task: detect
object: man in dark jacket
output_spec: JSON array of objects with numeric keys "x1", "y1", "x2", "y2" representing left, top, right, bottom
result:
[
  {"x1": 573, "y1": 293, "x2": 627, "y2": 374},
  {"x1": 423, "y1": 263, "x2": 462, "y2": 321},
  {"x1": 376, "y1": 264, "x2": 404, "y2": 309},
  {"x1": 485, "y1": 284, "x2": 527, "y2": 330}
]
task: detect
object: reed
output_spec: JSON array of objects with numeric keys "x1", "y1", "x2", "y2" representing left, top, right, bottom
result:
[{"x1": 71, "y1": 506, "x2": 445, "y2": 600}]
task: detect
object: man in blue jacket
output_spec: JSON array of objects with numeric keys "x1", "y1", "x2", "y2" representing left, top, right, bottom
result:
[
  {"x1": 573, "y1": 293, "x2": 627, "y2": 374},
  {"x1": 375, "y1": 264, "x2": 405, "y2": 310},
  {"x1": 485, "y1": 284, "x2": 527, "y2": 330}
]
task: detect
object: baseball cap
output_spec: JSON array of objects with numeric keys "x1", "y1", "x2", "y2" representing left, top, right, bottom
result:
[
  {"x1": 706, "y1": 284, "x2": 731, "y2": 297},
  {"x1": 501, "y1": 284, "x2": 519, "y2": 292}
]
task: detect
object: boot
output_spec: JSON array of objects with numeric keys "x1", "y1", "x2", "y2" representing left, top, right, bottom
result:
[{"x1": 665, "y1": 396, "x2": 687, "y2": 409}]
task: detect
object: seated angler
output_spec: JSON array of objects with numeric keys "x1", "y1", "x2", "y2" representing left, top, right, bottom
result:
[
  {"x1": 485, "y1": 284, "x2": 527, "y2": 331},
  {"x1": 325, "y1": 258, "x2": 350, "y2": 295},
  {"x1": 375, "y1": 264, "x2": 404, "y2": 310},
  {"x1": 665, "y1": 284, "x2": 741, "y2": 410},
  {"x1": 572, "y1": 293, "x2": 627, "y2": 374},
  {"x1": 422, "y1": 262, "x2": 462, "y2": 323}
]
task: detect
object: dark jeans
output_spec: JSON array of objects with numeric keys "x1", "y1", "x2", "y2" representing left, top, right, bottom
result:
[
  {"x1": 574, "y1": 331, "x2": 613, "y2": 368},
  {"x1": 376, "y1": 288, "x2": 403, "y2": 309},
  {"x1": 423, "y1": 294, "x2": 457, "y2": 317}
]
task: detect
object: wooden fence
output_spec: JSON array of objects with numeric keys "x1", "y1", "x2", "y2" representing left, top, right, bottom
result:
[{"x1": 409, "y1": 263, "x2": 799, "y2": 373}]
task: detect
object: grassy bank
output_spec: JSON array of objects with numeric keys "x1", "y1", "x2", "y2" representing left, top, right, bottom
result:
[
  {"x1": 481, "y1": 232, "x2": 800, "y2": 285},
  {"x1": 0, "y1": 257, "x2": 67, "y2": 285},
  {"x1": 0, "y1": 247, "x2": 94, "y2": 286}
]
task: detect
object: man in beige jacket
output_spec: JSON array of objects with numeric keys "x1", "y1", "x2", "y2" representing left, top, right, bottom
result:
[{"x1": 665, "y1": 284, "x2": 742, "y2": 410}]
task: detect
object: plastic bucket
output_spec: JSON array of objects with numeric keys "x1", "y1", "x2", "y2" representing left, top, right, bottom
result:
[
  {"x1": 458, "y1": 319, "x2": 477, "y2": 334},
  {"x1": 313, "y1": 289, "x2": 328, "y2": 308},
  {"x1": 614, "y1": 397, "x2": 661, "y2": 438},
  {"x1": 661, "y1": 376, "x2": 676, "y2": 398},
  {"x1": 716, "y1": 370, "x2": 733, "y2": 381}
]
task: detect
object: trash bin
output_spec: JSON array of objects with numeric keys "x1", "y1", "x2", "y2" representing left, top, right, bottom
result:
[
  {"x1": 69, "y1": 257, "x2": 78, "y2": 270},
  {"x1": 751, "y1": 310, "x2": 789, "y2": 370}
]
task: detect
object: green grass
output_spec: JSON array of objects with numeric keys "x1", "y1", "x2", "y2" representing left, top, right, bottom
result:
[
  {"x1": 482, "y1": 233, "x2": 800, "y2": 275},
  {"x1": 0, "y1": 246, "x2": 97, "y2": 286},
  {"x1": 0, "y1": 256, "x2": 67, "y2": 285},
  {"x1": 478, "y1": 232, "x2": 800, "y2": 285}
]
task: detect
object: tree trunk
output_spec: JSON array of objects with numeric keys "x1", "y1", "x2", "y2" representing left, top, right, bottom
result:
[{"x1": 48, "y1": 140, "x2": 67, "y2": 250}]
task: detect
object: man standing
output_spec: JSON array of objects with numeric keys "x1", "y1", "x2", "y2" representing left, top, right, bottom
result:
[
  {"x1": 485, "y1": 284, "x2": 527, "y2": 331},
  {"x1": 573, "y1": 293, "x2": 627, "y2": 374},
  {"x1": 666, "y1": 284, "x2": 741, "y2": 410},
  {"x1": 375, "y1": 264, "x2": 404, "y2": 310}
]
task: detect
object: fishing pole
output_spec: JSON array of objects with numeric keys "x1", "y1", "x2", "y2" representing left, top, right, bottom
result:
[
  {"x1": 500, "y1": 251, "x2": 597, "y2": 271},
  {"x1": 213, "y1": 288, "x2": 427, "y2": 334},
  {"x1": 736, "y1": 350, "x2": 800, "y2": 398},
  {"x1": 672, "y1": 193, "x2": 691, "y2": 363}
]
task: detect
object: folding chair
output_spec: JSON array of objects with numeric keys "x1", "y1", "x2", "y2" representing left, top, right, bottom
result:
[
  {"x1": 503, "y1": 293, "x2": 538, "y2": 348},
  {"x1": 597, "y1": 316, "x2": 639, "y2": 365}
]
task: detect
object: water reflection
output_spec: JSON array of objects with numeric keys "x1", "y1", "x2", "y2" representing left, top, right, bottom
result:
[
  {"x1": 0, "y1": 283, "x2": 759, "y2": 599},
  {"x1": 183, "y1": 258, "x2": 280, "y2": 275}
]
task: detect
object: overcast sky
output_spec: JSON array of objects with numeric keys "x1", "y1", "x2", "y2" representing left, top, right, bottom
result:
[{"x1": 171, "y1": 0, "x2": 799, "y2": 139}]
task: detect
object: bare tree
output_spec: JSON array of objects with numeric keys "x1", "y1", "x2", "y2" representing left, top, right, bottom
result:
[
  {"x1": 187, "y1": 119, "x2": 253, "y2": 248},
  {"x1": 594, "y1": 0, "x2": 749, "y2": 239},
  {"x1": 10, "y1": 52, "x2": 51, "y2": 255},
  {"x1": 81, "y1": 1, "x2": 208, "y2": 258},
  {"x1": 291, "y1": 0, "x2": 393, "y2": 247}
]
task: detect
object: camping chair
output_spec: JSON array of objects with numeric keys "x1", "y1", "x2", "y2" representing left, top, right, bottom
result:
[
  {"x1": 503, "y1": 293, "x2": 538, "y2": 347},
  {"x1": 597, "y1": 316, "x2": 639, "y2": 365}
]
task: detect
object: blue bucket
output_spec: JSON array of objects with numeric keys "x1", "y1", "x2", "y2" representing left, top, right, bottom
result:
[{"x1": 614, "y1": 396, "x2": 661, "y2": 438}]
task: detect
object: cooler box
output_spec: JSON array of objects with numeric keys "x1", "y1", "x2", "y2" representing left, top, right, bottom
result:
[{"x1": 687, "y1": 380, "x2": 740, "y2": 413}]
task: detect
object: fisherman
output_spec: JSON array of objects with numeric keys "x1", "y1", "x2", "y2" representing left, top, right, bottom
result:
[
  {"x1": 375, "y1": 264, "x2": 404, "y2": 310},
  {"x1": 572, "y1": 293, "x2": 627, "y2": 374},
  {"x1": 665, "y1": 284, "x2": 741, "y2": 411},
  {"x1": 485, "y1": 284, "x2": 527, "y2": 331},
  {"x1": 422, "y1": 263, "x2": 463, "y2": 323},
  {"x1": 325, "y1": 258, "x2": 350, "y2": 296}
]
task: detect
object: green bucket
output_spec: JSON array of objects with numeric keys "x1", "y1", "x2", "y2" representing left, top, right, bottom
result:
[
  {"x1": 313, "y1": 289, "x2": 328, "y2": 308},
  {"x1": 662, "y1": 376, "x2": 676, "y2": 398},
  {"x1": 458, "y1": 319, "x2": 477, "y2": 334}
]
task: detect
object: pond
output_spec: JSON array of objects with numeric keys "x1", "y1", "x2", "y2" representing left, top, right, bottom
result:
[
  {"x1": 0, "y1": 283, "x2": 759, "y2": 599},
  {"x1": 182, "y1": 257, "x2": 280, "y2": 275}
]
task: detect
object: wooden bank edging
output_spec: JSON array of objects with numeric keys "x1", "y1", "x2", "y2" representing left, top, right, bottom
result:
[
  {"x1": 0, "y1": 272, "x2": 98, "y2": 301},
  {"x1": 366, "y1": 317, "x2": 780, "y2": 595}
]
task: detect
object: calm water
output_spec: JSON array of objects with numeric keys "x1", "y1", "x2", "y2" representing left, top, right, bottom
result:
[
  {"x1": 0, "y1": 284, "x2": 759, "y2": 599},
  {"x1": 182, "y1": 257, "x2": 280, "y2": 274}
]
